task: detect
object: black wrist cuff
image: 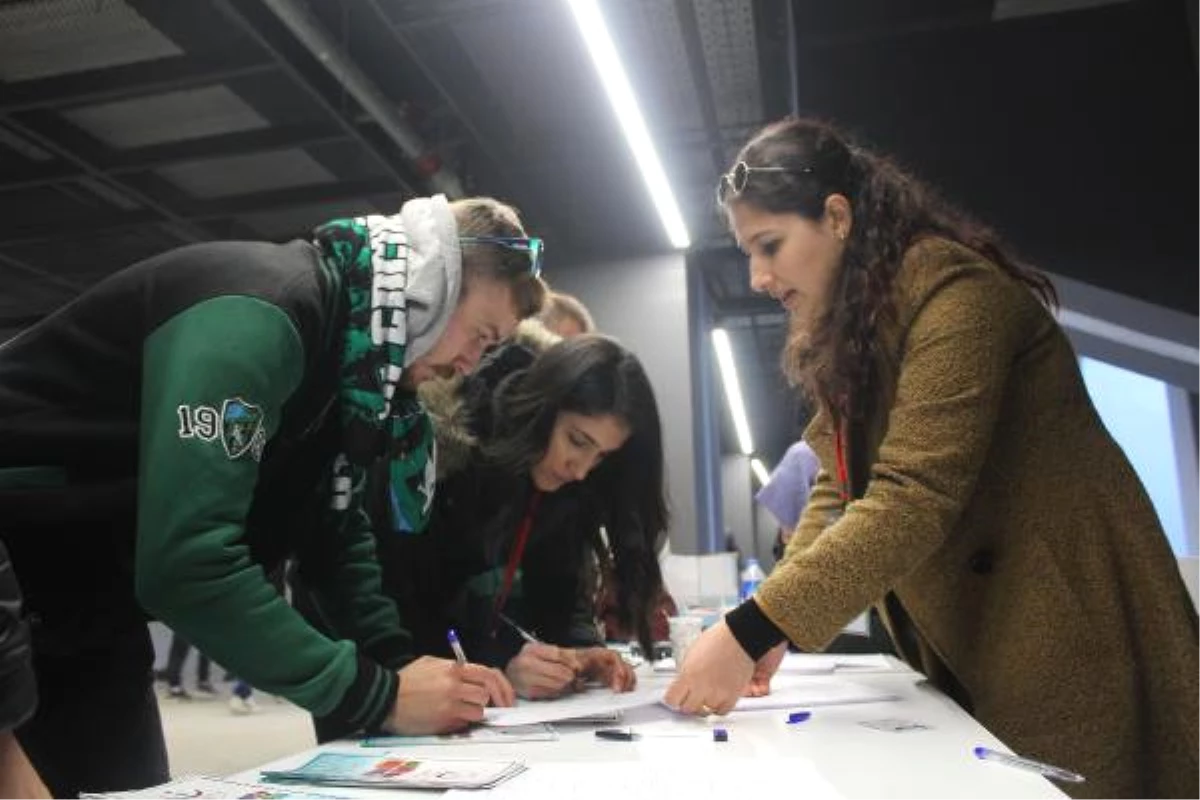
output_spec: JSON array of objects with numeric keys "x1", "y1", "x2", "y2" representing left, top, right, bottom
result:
[
  {"x1": 725, "y1": 599, "x2": 786, "y2": 660},
  {"x1": 322, "y1": 653, "x2": 398, "y2": 737}
]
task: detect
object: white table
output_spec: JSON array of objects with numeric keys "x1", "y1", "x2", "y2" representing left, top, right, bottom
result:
[{"x1": 231, "y1": 657, "x2": 1067, "y2": 799}]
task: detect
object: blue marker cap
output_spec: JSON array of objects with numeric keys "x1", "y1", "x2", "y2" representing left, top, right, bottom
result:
[
  {"x1": 787, "y1": 711, "x2": 811, "y2": 724},
  {"x1": 712, "y1": 728, "x2": 728, "y2": 742}
]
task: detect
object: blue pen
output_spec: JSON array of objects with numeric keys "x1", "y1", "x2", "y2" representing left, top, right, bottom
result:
[
  {"x1": 786, "y1": 711, "x2": 811, "y2": 724},
  {"x1": 974, "y1": 746, "x2": 1085, "y2": 784},
  {"x1": 447, "y1": 628, "x2": 468, "y2": 666}
]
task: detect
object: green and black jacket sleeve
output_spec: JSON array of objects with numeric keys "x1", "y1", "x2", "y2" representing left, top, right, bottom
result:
[{"x1": 135, "y1": 295, "x2": 397, "y2": 731}]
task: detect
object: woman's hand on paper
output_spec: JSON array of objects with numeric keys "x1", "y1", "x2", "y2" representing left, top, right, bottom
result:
[
  {"x1": 577, "y1": 647, "x2": 637, "y2": 692},
  {"x1": 387, "y1": 655, "x2": 515, "y2": 735},
  {"x1": 505, "y1": 643, "x2": 582, "y2": 700},
  {"x1": 745, "y1": 641, "x2": 787, "y2": 697},
  {"x1": 662, "y1": 620, "x2": 754, "y2": 716}
]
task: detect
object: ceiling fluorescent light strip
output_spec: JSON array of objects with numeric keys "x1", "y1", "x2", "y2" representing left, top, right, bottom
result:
[
  {"x1": 750, "y1": 457, "x2": 770, "y2": 486},
  {"x1": 712, "y1": 328, "x2": 753, "y2": 455},
  {"x1": 566, "y1": 0, "x2": 691, "y2": 248}
]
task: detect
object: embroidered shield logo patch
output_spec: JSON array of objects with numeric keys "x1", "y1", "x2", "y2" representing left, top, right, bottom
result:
[{"x1": 221, "y1": 397, "x2": 264, "y2": 460}]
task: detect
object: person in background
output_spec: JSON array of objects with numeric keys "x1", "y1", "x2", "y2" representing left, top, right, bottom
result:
[
  {"x1": 665, "y1": 116, "x2": 1198, "y2": 798},
  {"x1": 721, "y1": 529, "x2": 743, "y2": 562},
  {"x1": 163, "y1": 632, "x2": 214, "y2": 699},
  {"x1": 0, "y1": 194, "x2": 539, "y2": 796},
  {"x1": 376, "y1": 326, "x2": 668, "y2": 713},
  {"x1": 0, "y1": 541, "x2": 48, "y2": 798},
  {"x1": 538, "y1": 290, "x2": 596, "y2": 337},
  {"x1": 755, "y1": 440, "x2": 819, "y2": 563}
]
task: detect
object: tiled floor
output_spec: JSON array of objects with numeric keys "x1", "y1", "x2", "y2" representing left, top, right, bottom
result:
[
  {"x1": 149, "y1": 621, "x2": 315, "y2": 777},
  {"x1": 156, "y1": 682, "x2": 315, "y2": 778}
]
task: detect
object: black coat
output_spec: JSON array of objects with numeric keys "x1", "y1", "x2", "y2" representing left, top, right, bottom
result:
[{"x1": 379, "y1": 337, "x2": 604, "y2": 669}]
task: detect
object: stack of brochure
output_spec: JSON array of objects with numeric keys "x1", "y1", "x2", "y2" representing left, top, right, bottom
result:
[{"x1": 260, "y1": 751, "x2": 526, "y2": 790}]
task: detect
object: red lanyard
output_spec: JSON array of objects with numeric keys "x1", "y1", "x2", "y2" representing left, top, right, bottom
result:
[
  {"x1": 491, "y1": 490, "x2": 542, "y2": 632},
  {"x1": 833, "y1": 419, "x2": 851, "y2": 506}
]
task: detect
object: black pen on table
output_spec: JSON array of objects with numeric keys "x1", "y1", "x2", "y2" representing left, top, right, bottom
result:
[{"x1": 596, "y1": 727, "x2": 729, "y2": 742}]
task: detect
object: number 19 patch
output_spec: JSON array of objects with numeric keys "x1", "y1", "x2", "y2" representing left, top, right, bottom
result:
[{"x1": 177, "y1": 397, "x2": 266, "y2": 461}]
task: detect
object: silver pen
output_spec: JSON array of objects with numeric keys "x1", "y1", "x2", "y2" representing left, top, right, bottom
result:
[
  {"x1": 446, "y1": 628, "x2": 468, "y2": 666},
  {"x1": 974, "y1": 746, "x2": 1085, "y2": 784},
  {"x1": 497, "y1": 611, "x2": 540, "y2": 644}
]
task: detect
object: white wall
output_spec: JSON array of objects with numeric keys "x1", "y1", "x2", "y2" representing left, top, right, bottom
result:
[
  {"x1": 720, "y1": 454, "x2": 778, "y2": 568},
  {"x1": 757, "y1": 501, "x2": 781, "y2": 569},
  {"x1": 546, "y1": 253, "x2": 698, "y2": 554},
  {"x1": 720, "y1": 454, "x2": 753, "y2": 563}
]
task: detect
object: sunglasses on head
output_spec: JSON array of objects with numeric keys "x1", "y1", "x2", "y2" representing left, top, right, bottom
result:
[
  {"x1": 716, "y1": 161, "x2": 814, "y2": 205},
  {"x1": 459, "y1": 236, "x2": 544, "y2": 278}
]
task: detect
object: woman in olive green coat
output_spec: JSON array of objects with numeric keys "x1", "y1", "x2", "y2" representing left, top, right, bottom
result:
[{"x1": 665, "y1": 117, "x2": 1198, "y2": 799}]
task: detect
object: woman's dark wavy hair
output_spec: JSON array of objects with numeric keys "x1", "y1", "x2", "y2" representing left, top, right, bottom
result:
[
  {"x1": 723, "y1": 117, "x2": 1056, "y2": 417},
  {"x1": 485, "y1": 335, "x2": 669, "y2": 655}
]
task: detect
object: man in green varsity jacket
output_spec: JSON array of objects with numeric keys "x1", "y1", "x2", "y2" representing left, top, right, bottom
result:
[{"x1": 0, "y1": 194, "x2": 543, "y2": 797}]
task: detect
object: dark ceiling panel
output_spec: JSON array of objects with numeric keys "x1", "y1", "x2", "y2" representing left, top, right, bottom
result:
[
  {"x1": 4, "y1": 228, "x2": 181, "y2": 281},
  {"x1": 0, "y1": 52, "x2": 275, "y2": 113},
  {"x1": 0, "y1": 124, "x2": 351, "y2": 192},
  {"x1": 790, "y1": 0, "x2": 995, "y2": 44},
  {"x1": 0, "y1": 184, "x2": 116, "y2": 231}
]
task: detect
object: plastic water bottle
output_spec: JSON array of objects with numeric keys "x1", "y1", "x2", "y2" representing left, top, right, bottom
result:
[{"x1": 739, "y1": 557, "x2": 766, "y2": 602}]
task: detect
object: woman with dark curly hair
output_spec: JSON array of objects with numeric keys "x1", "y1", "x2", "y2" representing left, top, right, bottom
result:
[
  {"x1": 373, "y1": 325, "x2": 669, "y2": 703},
  {"x1": 665, "y1": 117, "x2": 1197, "y2": 798}
]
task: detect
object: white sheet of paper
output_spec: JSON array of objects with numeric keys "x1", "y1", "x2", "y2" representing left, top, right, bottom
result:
[
  {"x1": 484, "y1": 676, "x2": 895, "y2": 726},
  {"x1": 81, "y1": 775, "x2": 344, "y2": 799},
  {"x1": 656, "y1": 653, "x2": 893, "y2": 675},
  {"x1": 776, "y1": 653, "x2": 894, "y2": 673},
  {"x1": 442, "y1": 758, "x2": 842, "y2": 799},
  {"x1": 483, "y1": 685, "x2": 664, "y2": 727},
  {"x1": 734, "y1": 677, "x2": 899, "y2": 712}
]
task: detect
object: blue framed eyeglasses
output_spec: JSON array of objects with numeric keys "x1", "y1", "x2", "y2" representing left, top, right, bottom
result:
[{"x1": 459, "y1": 236, "x2": 544, "y2": 278}]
